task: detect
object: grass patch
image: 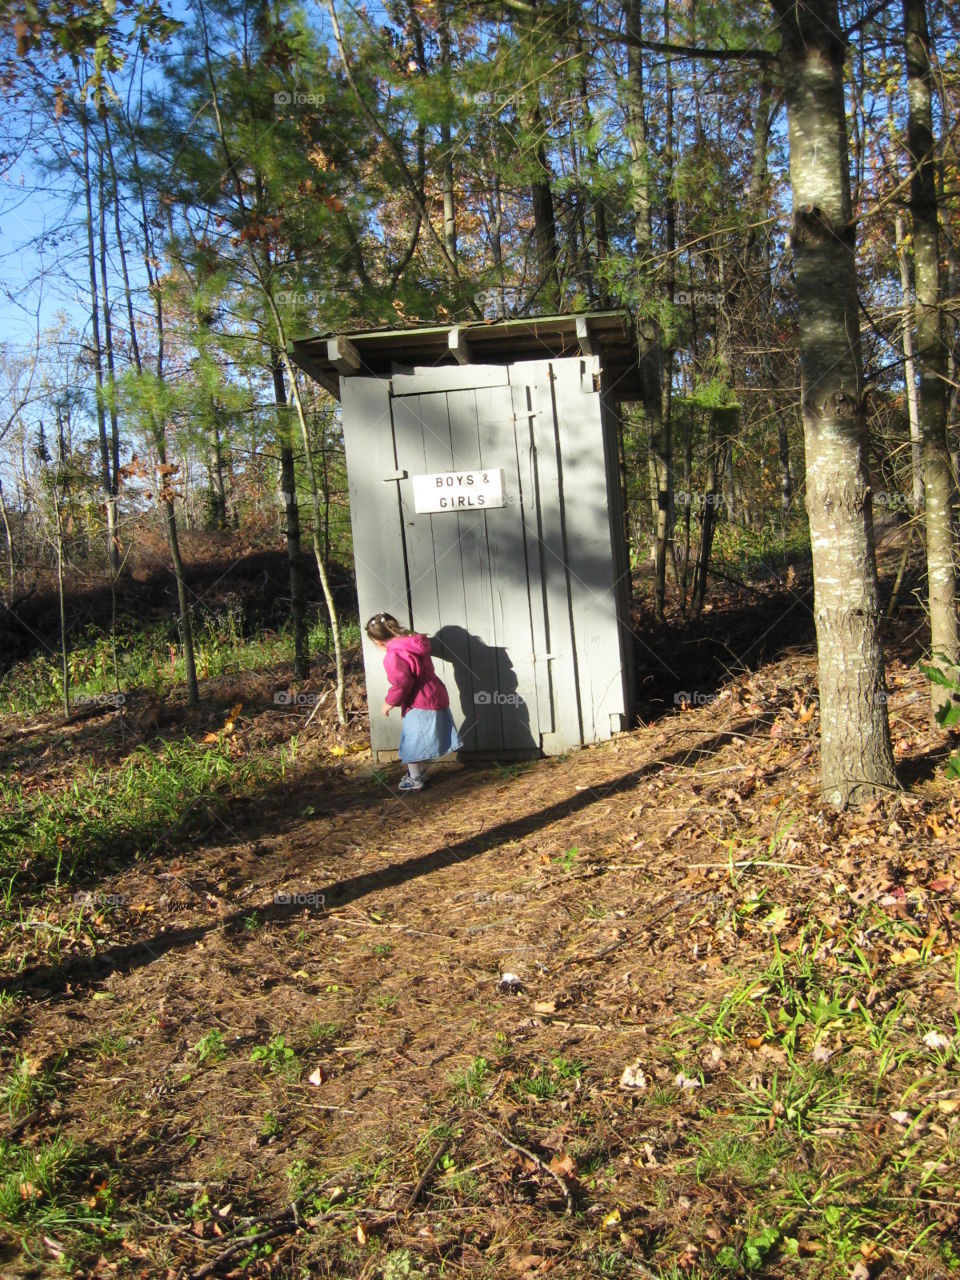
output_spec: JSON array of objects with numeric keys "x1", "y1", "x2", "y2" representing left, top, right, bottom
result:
[
  {"x1": 0, "y1": 1135, "x2": 118, "y2": 1266},
  {"x1": 0, "y1": 738, "x2": 276, "y2": 893}
]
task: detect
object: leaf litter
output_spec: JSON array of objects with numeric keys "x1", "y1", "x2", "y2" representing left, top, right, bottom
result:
[{"x1": 1, "y1": 634, "x2": 959, "y2": 1277}]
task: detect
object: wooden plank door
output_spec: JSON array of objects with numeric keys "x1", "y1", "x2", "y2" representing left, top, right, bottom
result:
[{"x1": 389, "y1": 368, "x2": 543, "y2": 753}]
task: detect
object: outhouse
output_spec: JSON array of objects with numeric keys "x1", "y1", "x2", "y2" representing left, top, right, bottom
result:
[{"x1": 290, "y1": 311, "x2": 640, "y2": 760}]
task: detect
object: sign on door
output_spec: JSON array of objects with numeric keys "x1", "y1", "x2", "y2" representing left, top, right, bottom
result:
[{"x1": 411, "y1": 469, "x2": 504, "y2": 513}]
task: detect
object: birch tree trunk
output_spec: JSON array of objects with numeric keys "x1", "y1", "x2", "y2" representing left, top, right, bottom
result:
[
  {"x1": 771, "y1": 0, "x2": 896, "y2": 806},
  {"x1": 903, "y1": 0, "x2": 959, "y2": 720},
  {"x1": 895, "y1": 210, "x2": 923, "y2": 512}
]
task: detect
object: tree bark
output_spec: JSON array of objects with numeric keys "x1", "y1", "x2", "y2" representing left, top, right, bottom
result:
[
  {"x1": 771, "y1": 0, "x2": 896, "y2": 806},
  {"x1": 97, "y1": 146, "x2": 121, "y2": 580},
  {"x1": 0, "y1": 480, "x2": 14, "y2": 602},
  {"x1": 438, "y1": 2, "x2": 457, "y2": 265},
  {"x1": 272, "y1": 359, "x2": 310, "y2": 682},
  {"x1": 79, "y1": 102, "x2": 118, "y2": 578},
  {"x1": 894, "y1": 210, "x2": 924, "y2": 513},
  {"x1": 903, "y1": 0, "x2": 959, "y2": 720},
  {"x1": 624, "y1": 0, "x2": 670, "y2": 622}
]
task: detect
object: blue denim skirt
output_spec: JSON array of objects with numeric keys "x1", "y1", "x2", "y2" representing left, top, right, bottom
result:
[{"x1": 397, "y1": 708, "x2": 462, "y2": 762}]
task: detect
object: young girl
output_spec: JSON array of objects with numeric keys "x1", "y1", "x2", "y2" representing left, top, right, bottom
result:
[{"x1": 365, "y1": 613, "x2": 462, "y2": 791}]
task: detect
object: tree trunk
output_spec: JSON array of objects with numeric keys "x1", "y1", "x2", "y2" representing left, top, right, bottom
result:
[
  {"x1": 903, "y1": 0, "x2": 959, "y2": 720},
  {"x1": 280, "y1": 350, "x2": 347, "y2": 726},
  {"x1": 438, "y1": 3, "x2": 457, "y2": 265},
  {"x1": 886, "y1": 63, "x2": 925, "y2": 515},
  {"x1": 0, "y1": 480, "x2": 14, "y2": 602},
  {"x1": 691, "y1": 409, "x2": 734, "y2": 620},
  {"x1": 79, "y1": 104, "x2": 118, "y2": 578},
  {"x1": 273, "y1": 359, "x2": 310, "y2": 681},
  {"x1": 771, "y1": 0, "x2": 896, "y2": 806},
  {"x1": 624, "y1": 0, "x2": 670, "y2": 621},
  {"x1": 160, "y1": 485, "x2": 199, "y2": 707},
  {"x1": 211, "y1": 413, "x2": 228, "y2": 529},
  {"x1": 97, "y1": 147, "x2": 121, "y2": 579},
  {"x1": 894, "y1": 211, "x2": 924, "y2": 513},
  {"x1": 530, "y1": 109, "x2": 562, "y2": 311}
]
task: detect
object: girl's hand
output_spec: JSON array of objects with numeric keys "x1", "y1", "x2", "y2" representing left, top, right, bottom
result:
[{"x1": 382, "y1": 701, "x2": 392, "y2": 717}]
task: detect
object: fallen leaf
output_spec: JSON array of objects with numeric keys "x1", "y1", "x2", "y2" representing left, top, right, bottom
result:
[
  {"x1": 620, "y1": 1061, "x2": 647, "y2": 1090},
  {"x1": 549, "y1": 1153, "x2": 577, "y2": 1178},
  {"x1": 602, "y1": 1209, "x2": 621, "y2": 1230},
  {"x1": 308, "y1": 1066, "x2": 325, "y2": 1086},
  {"x1": 922, "y1": 1029, "x2": 951, "y2": 1051},
  {"x1": 510, "y1": 1256, "x2": 544, "y2": 1274}
]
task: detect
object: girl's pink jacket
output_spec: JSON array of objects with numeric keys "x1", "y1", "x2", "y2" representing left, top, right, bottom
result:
[{"x1": 382, "y1": 633, "x2": 450, "y2": 714}]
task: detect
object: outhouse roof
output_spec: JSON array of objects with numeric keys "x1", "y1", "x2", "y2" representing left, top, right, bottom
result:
[{"x1": 288, "y1": 310, "x2": 643, "y2": 402}]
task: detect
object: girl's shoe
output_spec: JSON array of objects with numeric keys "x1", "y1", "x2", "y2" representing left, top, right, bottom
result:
[{"x1": 398, "y1": 775, "x2": 425, "y2": 792}]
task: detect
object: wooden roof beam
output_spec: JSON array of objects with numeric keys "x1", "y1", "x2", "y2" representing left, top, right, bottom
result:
[
  {"x1": 575, "y1": 314, "x2": 595, "y2": 356},
  {"x1": 327, "y1": 335, "x2": 363, "y2": 375},
  {"x1": 448, "y1": 327, "x2": 472, "y2": 364}
]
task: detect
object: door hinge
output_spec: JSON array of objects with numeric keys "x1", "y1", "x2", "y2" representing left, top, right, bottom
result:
[{"x1": 382, "y1": 469, "x2": 408, "y2": 482}]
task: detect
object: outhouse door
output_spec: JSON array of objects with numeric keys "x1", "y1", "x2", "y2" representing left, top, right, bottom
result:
[{"x1": 342, "y1": 357, "x2": 629, "y2": 759}]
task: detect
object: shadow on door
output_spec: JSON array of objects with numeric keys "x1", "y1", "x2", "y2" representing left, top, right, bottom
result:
[{"x1": 429, "y1": 624, "x2": 538, "y2": 755}]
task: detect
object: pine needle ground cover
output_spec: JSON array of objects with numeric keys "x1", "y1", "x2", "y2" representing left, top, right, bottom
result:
[{"x1": 1, "y1": 643, "x2": 958, "y2": 1280}]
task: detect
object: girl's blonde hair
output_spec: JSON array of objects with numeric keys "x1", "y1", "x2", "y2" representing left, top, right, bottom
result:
[{"x1": 365, "y1": 612, "x2": 414, "y2": 641}]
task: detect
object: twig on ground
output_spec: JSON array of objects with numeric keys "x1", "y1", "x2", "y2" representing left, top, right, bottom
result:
[
  {"x1": 189, "y1": 1219, "x2": 295, "y2": 1278},
  {"x1": 188, "y1": 1183, "x2": 327, "y2": 1278},
  {"x1": 492, "y1": 1127, "x2": 574, "y2": 1215},
  {"x1": 403, "y1": 1135, "x2": 453, "y2": 1210}
]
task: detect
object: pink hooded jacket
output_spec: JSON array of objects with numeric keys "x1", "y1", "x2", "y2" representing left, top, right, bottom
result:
[{"x1": 382, "y1": 633, "x2": 450, "y2": 715}]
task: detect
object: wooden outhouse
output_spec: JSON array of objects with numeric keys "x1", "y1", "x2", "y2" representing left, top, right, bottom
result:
[{"x1": 290, "y1": 311, "x2": 640, "y2": 760}]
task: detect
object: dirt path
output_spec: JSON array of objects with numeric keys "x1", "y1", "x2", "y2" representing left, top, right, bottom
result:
[{"x1": 3, "y1": 646, "x2": 958, "y2": 1280}]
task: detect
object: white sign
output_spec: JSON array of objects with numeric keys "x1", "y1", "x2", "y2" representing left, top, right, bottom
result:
[{"x1": 411, "y1": 469, "x2": 504, "y2": 513}]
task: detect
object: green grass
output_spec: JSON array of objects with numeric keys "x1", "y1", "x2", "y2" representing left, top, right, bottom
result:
[
  {"x1": 452, "y1": 1055, "x2": 490, "y2": 1102},
  {"x1": 512, "y1": 1055, "x2": 585, "y2": 1101},
  {"x1": 0, "y1": 1135, "x2": 117, "y2": 1265},
  {"x1": 0, "y1": 614, "x2": 364, "y2": 718},
  {"x1": 0, "y1": 1053, "x2": 60, "y2": 1117},
  {"x1": 0, "y1": 737, "x2": 275, "y2": 893}
]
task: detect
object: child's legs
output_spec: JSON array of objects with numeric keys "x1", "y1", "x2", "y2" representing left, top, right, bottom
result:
[{"x1": 406, "y1": 761, "x2": 425, "y2": 779}]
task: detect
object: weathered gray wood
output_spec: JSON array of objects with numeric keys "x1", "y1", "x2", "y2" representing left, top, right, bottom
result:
[
  {"x1": 600, "y1": 381, "x2": 635, "y2": 728},
  {"x1": 476, "y1": 382, "x2": 540, "y2": 749},
  {"x1": 391, "y1": 391, "x2": 444, "y2": 647},
  {"x1": 526, "y1": 359, "x2": 583, "y2": 753},
  {"x1": 414, "y1": 389, "x2": 480, "y2": 752},
  {"x1": 551, "y1": 357, "x2": 627, "y2": 742},
  {"x1": 512, "y1": 380, "x2": 554, "y2": 736},
  {"x1": 448, "y1": 328, "x2": 472, "y2": 364},
  {"x1": 392, "y1": 365, "x2": 509, "y2": 396},
  {"x1": 327, "y1": 335, "x2": 362, "y2": 374},
  {"x1": 442, "y1": 388, "x2": 500, "y2": 750},
  {"x1": 341, "y1": 377, "x2": 409, "y2": 758},
  {"x1": 575, "y1": 314, "x2": 595, "y2": 356}
]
